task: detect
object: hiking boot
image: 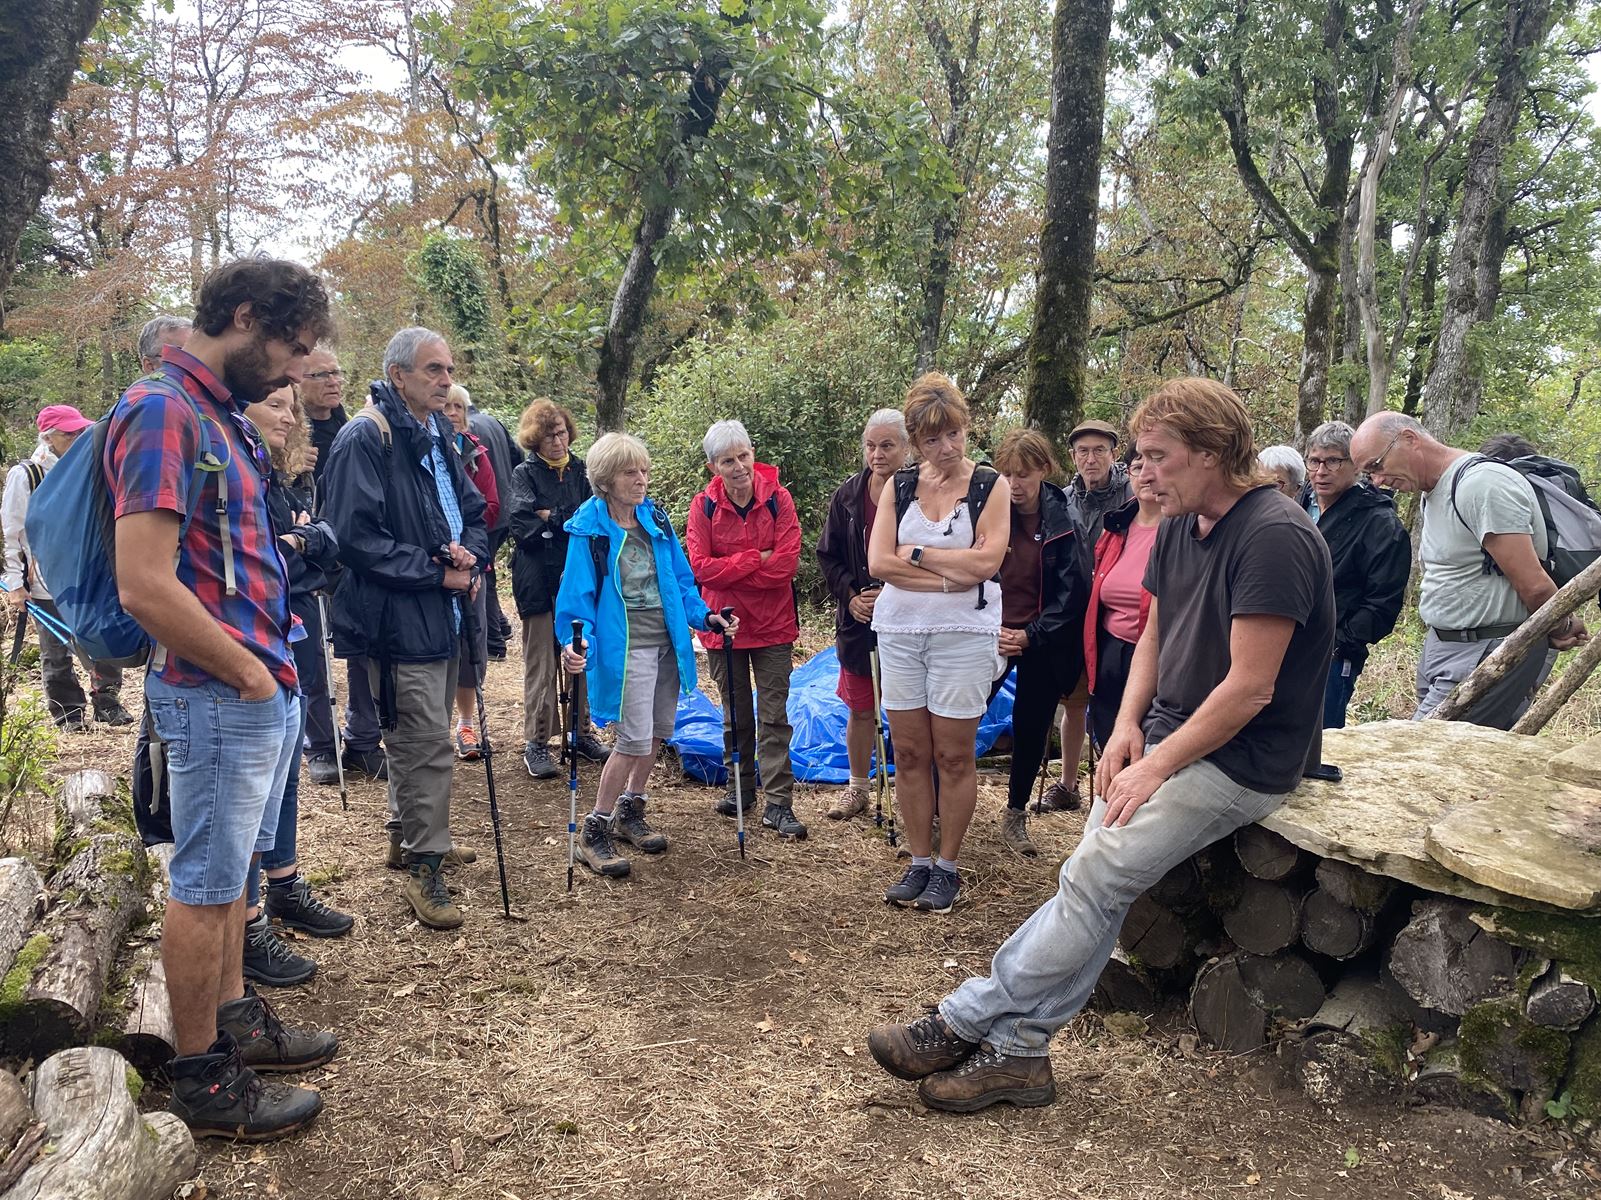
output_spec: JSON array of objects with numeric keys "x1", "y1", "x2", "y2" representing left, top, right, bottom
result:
[
  {"x1": 404, "y1": 862, "x2": 464, "y2": 929},
  {"x1": 574, "y1": 733, "x2": 611, "y2": 763},
  {"x1": 385, "y1": 831, "x2": 404, "y2": 870},
  {"x1": 242, "y1": 912, "x2": 316, "y2": 987},
  {"x1": 306, "y1": 753, "x2": 340, "y2": 786},
  {"x1": 523, "y1": 741, "x2": 559, "y2": 780},
  {"x1": 94, "y1": 700, "x2": 135, "y2": 727},
  {"x1": 343, "y1": 745, "x2": 389, "y2": 781},
  {"x1": 578, "y1": 812, "x2": 631, "y2": 878},
  {"x1": 761, "y1": 802, "x2": 808, "y2": 840},
  {"x1": 265, "y1": 876, "x2": 354, "y2": 938},
  {"x1": 455, "y1": 725, "x2": 481, "y2": 761},
  {"x1": 218, "y1": 986, "x2": 339, "y2": 1073},
  {"x1": 167, "y1": 1034, "x2": 323, "y2": 1140},
  {"x1": 913, "y1": 866, "x2": 962, "y2": 914},
  {"x1": 443, "y1": 843, "x2": 478, "y2": 869},
  {"x1": 867, "y1": 1011, "x2": 978, "y2": 1081},
  {"x1": 827, "y1": 786, "x2": 870, "y2": 820},
  {"x1": 613, "y1": 792, "x2": 668, "y2": 854},
  {"x1": 1040, "y1": 780, "x2": 1082, "y2": 812},
  {"x1": 1000, "y1": 807, "x2": 1038, "y2": 858},
  {"x1": 917, "y1": 1044, "x2": 1056, "y2": 1113},
  {"x1": 715, "y1": 789, "x2": 758, "y2": 818},
  {"x1": 55, "y1": 709, "x2": 86, "y2": 732},
  {"x1": 884, "y1": 864, "x2": 931, "y2": 907},
  {"x1": 487, "y1": 641, "x2": 507, "y2": 662}
]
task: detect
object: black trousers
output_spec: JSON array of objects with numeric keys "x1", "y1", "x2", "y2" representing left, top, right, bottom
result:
[
  {"x1": 290, "y1": 593, "x2": 335, "y2": 758},
  {"x1": 1088, "y1": 626, "x2": 1137, "y2": 752},
  {"x1": 998, "y1": 634, "x2": 1085, "y2": 812}
]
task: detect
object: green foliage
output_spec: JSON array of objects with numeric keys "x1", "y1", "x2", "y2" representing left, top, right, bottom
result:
[
  {"x1": 634, "y1": 291, "x2": 914, "y2": 597},
  {"x1": 0, "y1": 658, "x2": 54, "y2": 851},
  {"x1": 415, "y1": 233, "x2": 494, "y2": 352},
  {"x1": 0, "y1": 933, "x2": 51, "y2": 1018}
]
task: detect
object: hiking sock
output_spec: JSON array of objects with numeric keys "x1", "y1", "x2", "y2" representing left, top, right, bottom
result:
[
  {"x1": 266, "y1": 871, "x2": 300, "y2": 893},
  {"x1": 911, "y1": 855, "x2": 932, "y2": 868},
  {"x1": 936, "y1": 857, "x2": 958, "y2": 873},
  {"x1": 850, "y1": 775, "x2": 869, "y2": 791},
  {"x1": 413, "y1": 853, "x2": 444, "y2": 873}
]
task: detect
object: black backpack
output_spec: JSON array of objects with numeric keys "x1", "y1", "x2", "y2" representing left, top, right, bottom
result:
[
  {"x1": 890, "y1": 462, "x2": 1001, "y2": 609},
  {"x1": 589, "y1": 503, "x2": 674, "y2": 586}
]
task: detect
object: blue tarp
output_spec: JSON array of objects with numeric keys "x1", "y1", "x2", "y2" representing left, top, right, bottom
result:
[{"x1": 667, "y1": 645, "x2": 1016, "y2": 785}]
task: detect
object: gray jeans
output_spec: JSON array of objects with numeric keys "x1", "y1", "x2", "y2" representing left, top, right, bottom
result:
[
  {"x1": 940, "y1": 756, "x2": 1284, "y2": 1055},
  {"x1": 34, "y1": 596, "x2": 121, "y2": 720},
  {"x1": 1412, "y1": 629, "x2": 1551, "y2": 729},
  {"x1": 373, "y1": 657, "x2": 458, "y2": 857}
]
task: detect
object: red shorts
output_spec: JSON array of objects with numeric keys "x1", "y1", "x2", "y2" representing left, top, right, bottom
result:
[{"x1": 836, "y1": 666, "x2": 876, "y2": 714}]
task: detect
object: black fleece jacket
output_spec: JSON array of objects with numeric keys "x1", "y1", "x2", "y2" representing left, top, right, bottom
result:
[{"x1": 1303, "y1": 481, "x2": 1411, "y2": 665}]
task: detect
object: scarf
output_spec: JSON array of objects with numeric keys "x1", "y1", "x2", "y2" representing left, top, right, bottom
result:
[{"x1": 539, "y1": 450, "x2": 570, "y2": 481}]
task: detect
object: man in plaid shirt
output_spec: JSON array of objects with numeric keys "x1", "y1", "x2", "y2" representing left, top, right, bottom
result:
[{"x1": 111, "y1": 258, "x2": 338, "y2": 1141}]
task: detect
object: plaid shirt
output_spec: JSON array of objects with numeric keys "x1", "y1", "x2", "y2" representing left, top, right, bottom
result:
[{"x1": 105, "y1": 348, "x2": 299, "y2": 689}]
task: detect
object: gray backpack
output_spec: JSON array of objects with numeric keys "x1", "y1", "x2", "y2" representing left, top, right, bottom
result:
[{"x1": 1451, "y1": 455, "x2": 1601, "y2": 586}]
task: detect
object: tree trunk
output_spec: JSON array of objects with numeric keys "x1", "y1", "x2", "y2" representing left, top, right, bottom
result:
[
  {"x1": 116, "y1": 844, "x2": 175, "y2": 1072},
  {"x1": 0, "y1": 1069, "x2": 45, "y2": 1195},
  {"x1": 915, "y1": 209, "x2": 958, "y2": 374},
  {"x1": 1312, "y1": 857, "x2": 1397, "y2": 913},
  {"x1": 0, "y1": 0, "x2": 105, "y2": 331},
  {"x1": 1222, "y1": 877, "x2": 1308, "y2": 955},
  {"x1": 1386, "y1": 897, "x2": 1520, "y2": 1017},
  {"x1": 1233, "y1": 825, "x2": 1307, "y2": 882},
  {"x1": 1190, "y1": 951, "x2": 1325, "y2": 1053},
  {"x1": 1301, "y1": 888, "x2": 1380, "y2": 960},
  {"x1": 1512, "y1": 631, "x2": 1601, "y2": 734},
  {"x1": 1021, "y1": 0, "x2": 1114, "y2": 443},
  {"x1": 1296, "y1": 233, "x2": 1344, "y2": 442},
  {"x1": 7, "y1": 1046, "x2": 196, "y2": 1200},
  {"x1": 1092, "y1": 947, "x2": 1159, "y2": 1015},
  {"x1": 1422, "y1": 0, "x2": 1556, "y2": 438},
  {"x1": 0, "y1": 858, "x2": 45, "y2": 979},
  {"x1": 594, "y1": 45, "x2": 733, "y2": 431}
]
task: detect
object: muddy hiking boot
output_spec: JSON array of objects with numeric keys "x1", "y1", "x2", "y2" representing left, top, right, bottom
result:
[
  {"x1": 612, "y1": 792, "x2": 667, "y2": 853},
  {"x1": 217, "y1": 987, "x2": 339, "y2": 1073},
  {"x1": 93, "y1": 700, "x2": 135, "y2": 727},
  {"x1": 167, "y1": 1033, "x2": 323, "y2": 1141},
  {"x1": 1039, "y1": 779, "x2": 1082, "y2": 812},
  {"x1": 867, "y1": 1011, "x2": 978, "y2": 1081},
  {"x1": 387, "y1": 835, "x2": 477, "y2": 872},
  {"x1": 917, "y1": 1044, "x2": 1056, "y2": 1113},
  {"x1": 761, "y1": 802, "x2": 808, "y2": 840},
  {"x1": 523, "y1": 741, "x2": 559, "y2": 780},
  {"x1": 242, "y1": 912, "x2": 316, "y2": 988},
  {"x1": 578, "y1": 811, "x2": 631, "y2": 878},
  {"x1": 827, "y1": 786, "x2": 870, "y2": 820},
  {"x1": 999, "y1": 807, "x2": 1038, "y2": 858},
  {"x1": 404, "y1": 862, "x2": 464, "y2": 930},
  {"x1": 884, "y1": 864, "x2": 931, "y2": 907},
  {"x1": 266, "y1": 876, "x2": 354, "y2": 938}
]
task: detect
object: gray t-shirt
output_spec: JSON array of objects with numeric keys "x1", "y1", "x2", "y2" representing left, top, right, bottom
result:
[
  {"x1": 618, "y1": 527, "x2": 668, "y2": 646},
  {"x1": 1419, "y1": 455, "x2": 1547, "y2": 631}
]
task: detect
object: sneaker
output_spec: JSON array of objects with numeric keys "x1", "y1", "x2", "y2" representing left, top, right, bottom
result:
[
  {"x1": 55, "y1": 709, "x2": 86, "y2": 732},
  {"x1": 523, "y1": 741, "x2": 560, "y2": 780},
  {"x1": 866, "y1": 1011, "x2": 978, "y2": 1081},
  {"x1": 455, "y1": 724, "x2": 481, "y2": 761},
  {"x1": 761, "y1": 802, "x2": 808, "y2": 840},
  {"x1": 343, "y1": 745, "x2": 389, "y2": 781},
  {"x1": 613, "y1": 792, "x2": 668, "y2": 853},
  {"x1": 242, "y1": 913, "x2": 317, "y2": 988},
  {"x1": 306, "y1": 753, "x2": 340, "y2": 786},
  {"x1": 715, "y1": 789, "x2": 758, "y2": 818},
  {"x1": 884, "y1": 864, "x2": 931, "y2": 907},
  {"x1": 913, "y1": 865, "x2": 961, "y2": 914},
  {"x1": 404, "y1": 862, "x2": 464, "y2": 929},
  {"x1": 999, "y1": 807, "x2": 1038, "y2": 858},
  {"x1": 917, "y1": 1044, "x2": 1056, "y2": 1112},
  {"x1": 577, "y1": 812, "x2": 631, "y2": 878},
  {"x1": 1040, "y1": 780, "x2": 1082, "y2": 812},
  {"x1": 217, "y1": 986, "x2": 339, "y2": 1073},
  {"x1": 167, "y1": 1033, "x2": 323, "y2": 1140},
  {"x1": 574, "y1": 733, "x2": 611, "y2": 763},
  {"x1": 827, "y1": 786, "x2": 870, "y2": 820},
  {"x1": 93, "y1": 701, "x2": 135, "y2": 727},
  {"x1": 266, "y1": 876, "x2": 354, "y2": 938}
]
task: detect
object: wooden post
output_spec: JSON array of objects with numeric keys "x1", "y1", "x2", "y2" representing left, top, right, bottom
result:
[
  {"x1": 1430, "y1": 555, "x2": 1601, "y2": 723},
  {"x1": 1511, "y1": 632, "x2": 1601, "y2": 734}
]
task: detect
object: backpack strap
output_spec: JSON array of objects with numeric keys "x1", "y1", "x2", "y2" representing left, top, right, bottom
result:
[
  {"x1": 352, "y1": 403, "x2": 393, "y2": 453},
  {"x1": 21, "y1": 461, "x2": 44, "y2": 493}
]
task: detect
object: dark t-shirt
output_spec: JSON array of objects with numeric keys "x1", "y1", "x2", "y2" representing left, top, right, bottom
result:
[
  {"x1": 999, "y1": 507, "x2": 1044, "y2": 628},
  {"x1": 1141, "y1": 485, "x2": 1334, "y2": 794}
]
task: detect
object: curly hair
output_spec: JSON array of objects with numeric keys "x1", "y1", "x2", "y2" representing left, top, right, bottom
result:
[
  {"x1": 193, "y1": 257, "x2": 333, "y2": 345},
  {"x1": 516, "y1": 398, "x2": 578, "y2": 452}
]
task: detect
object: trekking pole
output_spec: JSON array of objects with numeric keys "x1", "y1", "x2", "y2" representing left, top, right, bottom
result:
[
  {"x1": 566, "y1": 620, "x2": 583, "y2": 893},
  {"x1": 868, "y1": 643, "x2": 893, "y2": 844},
  {"x1": 718, "y1": 606, "x2": 746, "y2": 861},
  {"x1": 315, "y1": 591, "x2": 348, "y2": 812},
  {"x1": 463, "y1": 586, "x2": 515, "y2": 919}
]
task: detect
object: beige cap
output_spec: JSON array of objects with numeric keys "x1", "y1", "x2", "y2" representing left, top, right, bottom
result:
[{"x1": 1068, "y1": 418, "x2": 1121, "y2": 447}]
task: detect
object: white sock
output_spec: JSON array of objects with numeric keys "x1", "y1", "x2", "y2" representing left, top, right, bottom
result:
[
  {"x1": 849, "y1": 775, "x2": 869, "y2": 791},
  {"x1": 936, "y1": 857, "x2": 958, "y2": 873}
]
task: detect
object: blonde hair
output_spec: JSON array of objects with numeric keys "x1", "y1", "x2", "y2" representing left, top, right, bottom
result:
[
  {"x1": 1129, "y1": 378, "x2": 1267, "y2": 490},
  {"x1": 271, "y1": 385, "x2": 316, "y2": 480},
  {"x1": 902, "y1": 372, "x2": 970, "y2": 444},
  {"x1": 516, "y1": 398, "x2": 578, "y2": 451},
  {"x1": 586, "y1": 432, "x2": 651, "y2": 498}
]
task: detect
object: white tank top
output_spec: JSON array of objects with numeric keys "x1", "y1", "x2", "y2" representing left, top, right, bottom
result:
[{"x1": 872, "y1": 498, "x2": 1002, "y2": 635}]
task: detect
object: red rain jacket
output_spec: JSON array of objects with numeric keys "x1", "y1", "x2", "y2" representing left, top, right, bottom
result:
[{"x1": 686, "y1": 461, "x2": 801, "y2": 650}]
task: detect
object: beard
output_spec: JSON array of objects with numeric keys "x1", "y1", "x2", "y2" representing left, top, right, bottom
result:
[{"x1": 221, "y1": 332, "x2": 285, "y2": 404}]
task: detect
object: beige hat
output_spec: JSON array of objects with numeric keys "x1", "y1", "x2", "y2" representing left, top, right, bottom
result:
[{"x1": 1067, "y1": 418, "x2": 1120, "y2": 447}]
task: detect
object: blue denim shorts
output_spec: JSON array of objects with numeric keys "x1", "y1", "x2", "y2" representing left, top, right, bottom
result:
[{"x1": 144, "y1": 674, "x2": 302, "y2": 907}]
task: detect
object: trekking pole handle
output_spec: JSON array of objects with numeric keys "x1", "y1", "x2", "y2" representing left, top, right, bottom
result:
[
  {"x1": 719, "y1": 606, "x2": 735, "y2": 647},
  {"x1": 570, "y1": 620, "x2": 584, "y2": 654}
]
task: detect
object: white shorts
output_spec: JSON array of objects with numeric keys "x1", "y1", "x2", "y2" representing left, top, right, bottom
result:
[{"x1": 876, "y1": 629, "x2": 1003, "y2": 720}]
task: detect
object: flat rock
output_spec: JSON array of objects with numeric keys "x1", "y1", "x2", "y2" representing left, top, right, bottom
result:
[
  {"x1": 1549, "y1": 734, "x2": 1601, "y2": 789},
  {"x1": 1260, "y1": 721, "x2": 1572, "y2": 909},
  {"x1": 1425, "y1": 778, "x2": 1601, "y2": 911}
]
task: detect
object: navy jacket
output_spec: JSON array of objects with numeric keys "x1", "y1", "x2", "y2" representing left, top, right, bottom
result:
[
  {"x1": 266, "y1": 473, "x2": 338, "y2": 600},
  {"x1": 507, "y1": 453, "x2": 591, "y2": 618},
  {"x1": 1018, "y1": 480, "x2": 1088, "y2": 651},
  {"x1": 321, "y1": 381, "x2": 490, "y2": 663}
]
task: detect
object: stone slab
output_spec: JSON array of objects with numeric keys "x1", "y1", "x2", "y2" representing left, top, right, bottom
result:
[
  {"x1": 1549, "y1": 734, "x2": 1601, "y2": 789},
  {"x1": 1424, "y1": 779, "x2": 1601, "y2": 911},
  {"x1": 1260, "y1": 720, "x2": 1576, "y2": 910}
]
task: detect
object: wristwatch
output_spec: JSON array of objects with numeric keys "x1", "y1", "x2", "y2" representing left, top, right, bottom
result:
[{"x1": 910, "y1": 545, "x2": 926, "y2": 567}]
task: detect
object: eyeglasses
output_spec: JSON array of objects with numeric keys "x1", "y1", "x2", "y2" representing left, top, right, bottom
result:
[
  {"x1": 1360, "y1": 433, "x2": 1403, "y2": 475},
  {"x1": 1073, "y1": 444, "x2": 1112, "y2": 459},
  {"x1": 1306, "y1": 456, "x2": 1350, "y2": 472},
  {"x1": 304, "y1": 369, "x2": 343, "y2": 381}
]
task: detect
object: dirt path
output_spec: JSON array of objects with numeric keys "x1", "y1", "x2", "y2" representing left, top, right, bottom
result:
[{"x1": 46, "y1": 629, "x2": 1599, "y2": 1200}]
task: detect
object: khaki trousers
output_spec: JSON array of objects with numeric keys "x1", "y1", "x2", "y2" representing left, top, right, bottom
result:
[{"x1": 522, "y1": 612, "x2": 590, "y2": 746}]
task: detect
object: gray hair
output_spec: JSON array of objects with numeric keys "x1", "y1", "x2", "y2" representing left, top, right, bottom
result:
[
  {"x1": 703, "y1": 419, "x2": 752, "y2": 464},
  {"x1": 138, "y1": 315, "x2": 191, "y2": 365},
  {"x1": 863, "y1": 408, "x2": 908, "y2": 443},
  {"x1": 588, "y1": 432, "x2": 651, "y2": 498},
  {"x1": 383, "y1": 326, "x2": 447, "y2": 378},
  {"x1": 1367, "y1": 411, "x2": 1426, "y2": 438},
  {"x1": 1307, "y1": 420, "x2": 1355, "y2": 456},
  {"x1": 1258, "y1": 444, "x2": 1305, "y2": 488}
]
